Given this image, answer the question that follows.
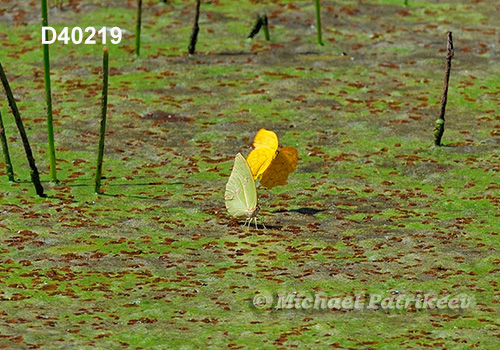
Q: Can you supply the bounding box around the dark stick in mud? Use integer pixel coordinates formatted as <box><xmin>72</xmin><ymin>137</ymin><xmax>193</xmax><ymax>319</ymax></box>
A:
<box><xmin>434</xmin><ymin>31</ymin><xmax>454</xmax><ymax>146</ymax></box>
<box><xmin>248</xmin><ymin>14</ymin><xmax>270</xmax><ymax>41</ymax></box>
<box><xmin>314</xmin><ymin>0</ymin><xmax>324</xmax><ymax>45</ymax></box>
<box><xmin>135</xmin><ymin>0</ymin><xmax>142</xmax><ymax>56</ymax></box>
<box><xmin>188</xmin><ymin>0</ymin><xmax>201</xmax><ymax>54</ymax></box>
<box><xmin>0</xmin><ymin>62</ymin><xmax>46</xmax><ymax>197</ymax></box>
<box><xmin>95</xmin><ymin>47</ymin><xmax>109</xmax><ymax>194</ymax></box>
<box><xmin>41</xmin><ymin>0</ymin><xmax>58</xmax><ymax>183</ymax></box>
<box><xmin>0</xmin><ymin>110</ymin><xmax>15</xmax><ymax>182</ymax></box>
<box><xmin>248</xmin><ymin>15</ymin><xmax>263</xmax><ymax>39</ymax></box>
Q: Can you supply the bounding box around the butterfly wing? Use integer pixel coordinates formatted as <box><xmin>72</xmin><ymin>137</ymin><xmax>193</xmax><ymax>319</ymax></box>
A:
<box><xmin>260</xmin><ymin>147</ymin><xmax>298</xmax><ymax>189</ymax></box>
<box><xmin>225</xmin><ymin>153</ymin><xmax>258</xmax><ymax>218</ymax></box>
<box><xmin>246</xmin><ymin>129</ymin><xmax>279</xmax><ymax>179</ymax></box>
<box><xmin>247</xmin><ymin>147</ymin><xmax>276</xmax><ymax>180</ymax></box>
<box><xmin>253</xmin><ymin>128</ymin><xmax>278</xmax><ymax>150</ymax></box>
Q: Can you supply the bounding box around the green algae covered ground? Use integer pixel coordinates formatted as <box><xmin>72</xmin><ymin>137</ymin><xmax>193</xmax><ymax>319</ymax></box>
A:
<box><xmin>0</xmin><ymin>0</ymin><xmax>499</xmax><ymax>348</ymax></box>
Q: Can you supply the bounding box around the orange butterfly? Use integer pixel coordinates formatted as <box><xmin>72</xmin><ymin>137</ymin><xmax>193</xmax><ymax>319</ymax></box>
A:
<box><xmin>246</xmin><ymin>129</ymin><xmax>298</xmax><ymax>189</ymax></box>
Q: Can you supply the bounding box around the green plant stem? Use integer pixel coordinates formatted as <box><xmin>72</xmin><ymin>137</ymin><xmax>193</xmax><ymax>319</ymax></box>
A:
<box><xmin>188</xmin><ymin>0</ymin><xmax>201</xmax><ymax>54</ymax></box>
<box><xmin>434</xmin><ymin>31</ymin><xmax>454</xmax><ymax>146</ymax></box>
<box><xmin>135</xmin><ymin>0</ymin><xmax>142</xmax><ymax>56</ymax></box>
<box><xmin>0</xmin><ymin>62</ymin><xmax>45</xmax><ymax>197</ymax></box>
<box><xmin>433</xmin><ymin>119</ymin><xmax>444</xmax><ymax>146</ymax></box>
<box><xmin>95</xmin><ymin>46</ymin><xmax>109</xmax><ymax>194</ymax></box>
<box><xmin>0</xmin><ymin>110</ymin><xmax>15</xmax><ymax>182</ymax></box>
<box><xmin>314</xmin><ymin>0</ymin><xmax>324</xmax><ymax>46</ymax></box>
<box><xmin>262</xmin><ymin>15</ymin><xmax>270</xmax><ymax>41</ymax></box>
<box><xmin>41</xmin><ymin>0</ymin><xmax>57</xmax><ymax>183</ymax></box>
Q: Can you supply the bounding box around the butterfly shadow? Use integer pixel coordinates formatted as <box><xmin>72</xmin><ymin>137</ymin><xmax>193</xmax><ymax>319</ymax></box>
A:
<box><xmin>250</xmin><ymin>222</ymin><xmax>282</xmax><ymax>230</ymax></box>
<box><xmin>273</xmin><ymin>207</ymin><xmax>326</xmax><ymax>215</ymax></box>
<box><xmin>229</xmin><ymin>220</ymin><xmax>281</xmax><ymax>230</ymax></box>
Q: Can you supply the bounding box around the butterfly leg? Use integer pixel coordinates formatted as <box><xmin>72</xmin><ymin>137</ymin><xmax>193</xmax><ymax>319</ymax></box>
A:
<box><xmin>243</xmin><ymin>217</ymin><xmax>251</xmax><ymax>228</ymax></box>
<box><xmin>252</xmin><ymin>217</ymin><xmax>265</xmax><ymax>229</ymax></box>
<box><xmin>243</xmin><ymin>217</ymin><xmax>265</xmax><ymax>229</ymax></box>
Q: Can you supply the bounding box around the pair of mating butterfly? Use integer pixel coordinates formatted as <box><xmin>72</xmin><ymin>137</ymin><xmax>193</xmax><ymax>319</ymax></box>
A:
<box><xmin>225</xmin><ymin>128</ymin><xmax>298</xmax><ymax>227</ymax></box>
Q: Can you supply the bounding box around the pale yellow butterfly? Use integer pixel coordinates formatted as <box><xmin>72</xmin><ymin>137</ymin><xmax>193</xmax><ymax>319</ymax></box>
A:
<box><xmin>225</xmin><ymin>153</ymin><xmax>260</xmax><ymax>228</ymax></box>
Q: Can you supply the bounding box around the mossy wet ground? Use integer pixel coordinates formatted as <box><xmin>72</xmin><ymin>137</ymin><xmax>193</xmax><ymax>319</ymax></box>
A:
<box><xmin>0</xmin><ymin>0</ymin><xmax>499</xmax><ymax>348</ymax></box>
